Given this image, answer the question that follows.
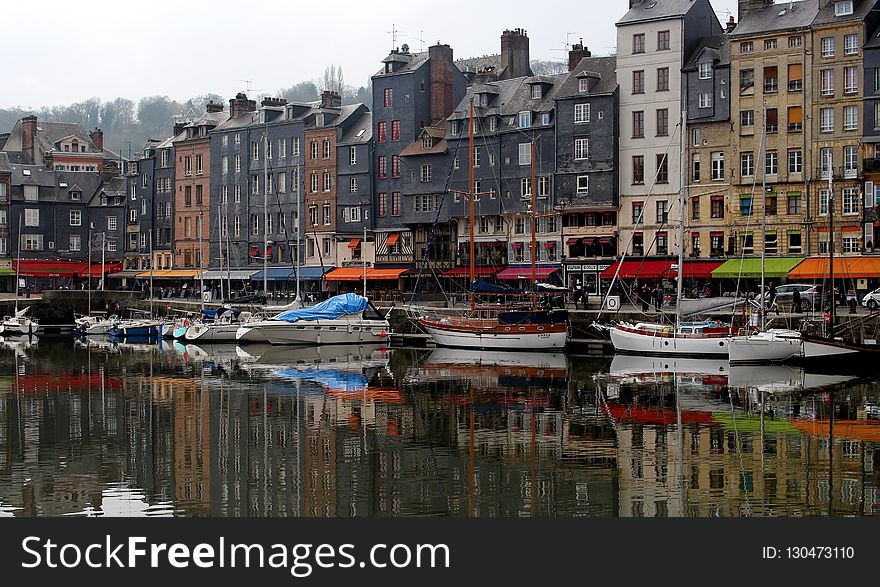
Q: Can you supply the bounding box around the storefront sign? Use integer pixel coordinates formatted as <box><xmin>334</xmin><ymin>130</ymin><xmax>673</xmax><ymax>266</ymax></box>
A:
<box><xmin>566</xmin><ymin>264</ymin><xmax>611</xmax><ymax>273</ymax></box>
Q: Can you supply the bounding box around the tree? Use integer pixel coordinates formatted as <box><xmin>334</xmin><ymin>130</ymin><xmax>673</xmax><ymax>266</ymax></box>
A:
<box><xmin>277</xmin><ymin>81</ymin><xmax>319</xmax><ymax>103</ymax></box>
<box><xmin>321</xmin><ymin>64</ymin><xmax>345</xmax><ymax>93</ymax></box>
<box><xmin>530</xmin><ymin>59</ymin><xmax>568</xmax><ymax>76</ymax></box>
<box><xmin>100</xmin><ymin>97</ymin><xmax>135</xmax><ymax>131</ymax></box>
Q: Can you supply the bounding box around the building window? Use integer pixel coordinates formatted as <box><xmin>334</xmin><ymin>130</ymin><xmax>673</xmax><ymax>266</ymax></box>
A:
<box><xmin>657</xmin><ymin>30</ymin><xmax>670</xmax><ymax>51</ymax></box>
<box><xmin>692</xmin><ymin>128</ymin><xmax>701</xmax><ymax>146</ymax></box>
<box><xmin>765</xmin><ymin>151</ymin><xmax>778</xmax><ymax>176</ymax></box>
<box><xmin>473</xmin><ymin>147</ymin><xmax>481</xmax><ymax>167</ymax></box>
<box><xmin>763</xmin><ymin>66</ymin><xmax>778</xmax><ymax>93</ymax></box>
<box><xmin>391</xmin><ymin>192</ymin><xmax>400</xmax><ymax>216</ymax></box>
<box><xmin>24</xmin><ymin>208</ymin><xmax>39</xmax><ymax>226</ymax></box>
<box><xmin>656</xmin><ymin>232</ymin><xmax>668</xmax><ymax>255</ymax></box>
<box><xmin>349</xmin><ymin>177</ymin><xmax>358</xmax><ymax>193</ymax></box>
<box><xmin>655</xmin><ymin>154</ymin><xmax>668</xmax><ymax>183</ymax></box>
<box><xmin>820</xmin><ymin>147</ymin><xmax>833</xmax><ymax>179</ymax></box>
<box><xmin>632</xmin><ymin>70</ymin><xmax>644</xmax><ymax>94</ymax></box>
<box><xmin>323</xmin><ymin>172</ymin><xmax>332</xmax><ymax>192</ymax></box>
<box><xmin>378</xmin><ymin>193</ymin><xmax>387</xmax><ymax>217</ymax></box>
<box><xmin>764</xmin><ymin>39</ymin><xmax>777</xmax><ymax>50</ymax></box>
<box><xmin>787</xmin><ymin>193</ymin><xmax>802</xmax><ymax>215</ymax></box>
<box><xmin>842</xmin><ymin>236</ymin><xmax>859</xmax><ymax>253</ymax></box>
<box><xmin>788</xmin><ymin>63</ymin><xmax>803</xmax><ymax>91</ymax></box>
<box><xmin>520</xmin><ymin>178</ymin><xmax>531</xmax><ymax>198</ymax></box>
<box><xmin>656</xmin><ymin>200</ymin><xmax>668</xmax><ymax>223</ymax></box>
<box><xmin>632</xmin><ymin>155</ymin><xmax>644</xmax><ymax>184</ymax></box>
<box><xmin>698</xmin><ymin>92</ymin><xmax>711</xmax><ymax>108</ymax></box>
<box><xmin>741</xmin><ymin>152</ymin><xmax>754</xmax><ymax>177</ymax></box>
<box><xmin>740</xmin><ymin>68</ymin><xmax>755</xmax><ymax>91</ymax></box>
<box><xmin>843</xmin><ymin>106</ymin><xmax>858</xmax><ymax>132</ymax></box>
<box><xmin>391</xmin><ymin>155</ymin><xmax>400</xmax><ymax>177</ymax></box>
<box><xmin>633</xmin><ymin>33</ymin><xmax>645</xmax><ymax>54</ymax></box>
<box><xmin>391</xmin><ymin>120</ymin><xmax>400</xmax><ymax>142</ymax></box>
<box><xmin>711</xmin><ymin>152</ymin><xmax>724</xmax><ymax>180</ymax></box>
<box><xmin>844</xmin><ymin>145</ymin><xmax>858</xmax><ymax>178</ymax></box>
<box><xmin>698</xmin><ymin>62</ymin><xmax>711</xmax><ymax>80</ymax></box>
<box><xmin>574</xmin><ymin>137</ymin><xmax>589</xmax><ymax>160</ymax></box>
<box><xmin>843</xmin><ymin>187</ymin><xmax>859</xmax><ymax>214</ymax></box>
<box><xmin>740</xmin><ymin>195</ymin><xmax>754</xmax><ymax>216</ymax></box>
<box><xmin>574</xmin><ymin>103</ymin><xmax>591</xmax><ymax>123</ymax></box>
<box><xmin>691</xmin><ymin>196</ymin><xmax>700</xmax><ymax>220</ymax></box>
<box><xmin>518</xmin><ymin>111</ymin><xmax>532</xmax><ymax>128</ymax></box>
<box><xmin>632</xmin><ymin>110</ymin><xmax>644</xmax><ymax>138</ymax></box>
<box><xmin>107</xmin><ymin>216</ymin><xmax>117</xmax><ymax>231</ymax></box>
<box><xmin>657</xmin><ymin>67</ymin><xmax>670</xmax><ymax>91</ymax></box>
<box><xmin>420</xmin><ymin>164</ymin><xmax>432</xmax><ymax>183</ymax></box>
<box><xmin>819</xmin><ymin>189</ymin><xmax>830</xmax><ymax>215</ymax></box>
<box><xmin>578</xmin><ymin>78</ymin><xmax>590</xmax><ymax>93</ymax></box>
<box><xmin>576</xmin><ymin>176</ymin><xmax>589</xmax><ymax>194</ymax></box>
<box><xmin>844</xmin><ymin>66</ymin><xmax>858</xmax><ymax>94</ymax></box>
<box><xmin>518</xmin><ymin>143</ymin><xmax>531</xmax><ymax>165</ymax></box>
<box><xmin>309</xmin><ymin>173</ymin><xmax>318</xmax><ymax>193</ymax></box>
<box><xmin>711</xmin><ymin>196</ymin><xmax>724</xmax><ymax>219</ymax></box>
<box><xmin>835</xmin><ymin>1</ymin><xmax>854</xmax><ymax>17</ymax></box>
<box><xmin>70</xmin><ymin>234</ymin><xmax>81</xmax><ymax>252</ymax></box>
<box><xmin>234</xmin><ymin>184</ymin><xmax>242</xmax><ymax>202</ymax></box>
<box><xmin>821</xmin><ymin>69</ymin><xmax>835</xmax><ymax>96</ymax></box>
<box><xmin>692</xmin><ymin>154</ymin><xmax>701</xmax><ymax>182</ymax></box>
<box><xmin>821</xmin><ymin>37</ymin><xmax>835</xmax><ymax>58</ymax></box>
<box><xmin>322</xmin><ymin>140</ymin><xmax>331</xmax><ymax>159</ymax></box>
<box><xmin>766</xmin><ymin>108</ymin><xmax>778</xmax><ymax>133</ymax></box>
<box><xmin>377</xmin><ymin>156</ymin><xmax>387</xmax><ymax>179</ymax></box>
<box><xmin>788</xmin><ymin>106</ymin><xmax>803</xmax><ymax>132</ymax></box>
<box><xmin>789</xmin><ymin>35</ymin><xmax>802</xmax><ymax>48</ymax></box>
<box><xmin>632</xmin><ymin>232</ymin><xmax>644</xmax><ymax>256</ymax></box>
<box><xmin>764</xmin><ymin>231</ymin><xmax>778</xmax><ymax>255</ymax></box>
<box><xmin>656</xmin><ymin>109</ymin><xmax>669</xmax><ymax>136</ymax></box>
<box><xmin>531</xmin><ymin>84</ymin><xmax>542</xmax><ymax>99</ymax></box>
<box><xmin>69</xmin><ymin>210</ymin><xmax>81</xmax><ymax>226</ymax></box>
<box><xmin>740</xmin><ymin>41</ymin><xmax>753</xmax><ymax>53</ymax></box>
<box><xmin>820</xmin><ymin>108</ymin><xmax>834</xmax><ymax>132</ymax></box>
<box><xmin>788</xmin><ymin>149</ymin><xmax>803</xmax><ymax>174</ymax></box>
<box><xmin>383</xmin><ymin>88</ymin><xmax>393</xmax><ymax>107</ymax></box>
<box><xmin>766</xmin><ymin>192</ymin><xmax>778</xmax><ymax>215</ymax></box>
<box><xmin>322</xmin><ymin>203</ymin><xmax>331</xmax><ymax>225</ymax></box>
<box><xmin>632</xmin><ymin>202</ymin><xmax>644</xmax><ymax>224</ymax></box>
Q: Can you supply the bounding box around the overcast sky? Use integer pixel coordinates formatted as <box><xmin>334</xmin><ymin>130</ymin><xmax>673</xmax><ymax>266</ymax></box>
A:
<box><xmin>4</xmin><ymin>0</ymin><xmax>741</xmax><ymax>108</ymax></box>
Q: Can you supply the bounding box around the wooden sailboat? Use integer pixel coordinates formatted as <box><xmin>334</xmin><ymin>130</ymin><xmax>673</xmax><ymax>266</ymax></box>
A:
<box><xmin>419</xmin><ymin>98</ymin><xmax>568</xmax><ymax>350</ymax></box>
<box><xmin>607</xmin><ymin>110</ymin><xmax>730</xmax><ymax>356</ymax></box>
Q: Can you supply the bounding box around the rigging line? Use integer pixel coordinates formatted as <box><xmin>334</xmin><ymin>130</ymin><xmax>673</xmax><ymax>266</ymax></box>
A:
<box><xmin>407</xmin><ymin>122</ymin><xmax>470</xmax><ymax>306</ymax></box>
<box><xmin>598</xmin><ymin>117</ymin><xmax>684</xmax><ymax>322</ymax></box>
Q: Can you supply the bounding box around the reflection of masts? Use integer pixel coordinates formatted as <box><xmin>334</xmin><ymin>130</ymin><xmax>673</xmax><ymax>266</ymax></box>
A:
<box><xmin>828</xmin><ymin>389</ymin><xmax>834</xmax><ymax>516</ymax></box>
<box><xmin>530</xmin><ymin>387</ymin><xmax>536</xmax><ymax>517</ymax></box>
<box><xmin>468</xmin><ymin>380</ymin><xmax>475</xmax><ymax>517</ymax></box>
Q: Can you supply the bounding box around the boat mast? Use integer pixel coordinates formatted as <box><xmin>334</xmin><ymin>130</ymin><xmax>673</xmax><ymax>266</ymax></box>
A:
<box><xmin>263</xmin><ymin>131</ymin><xmax>270</xmax><ymax>301</ymax></box>
<box><xmin>827</xmin><ymin>149</ymin><xmax>835</xmax><ymax>333</ymax></box>
<box><xmin>218</xmin><ymin>202</ymin><xmax>224</xmax><ymax>302</ymax></box>
<box><xmin>760</xmin><ymin>101</ymin><xmax>768</xmax><ymax>331</ymax></box>
<box><xmin>199</xmin><ymin>211</ymin><xmax>205</xmax><ymax>312</ymax></box>
<box><xmin>295</xmin><ymin>155</ymin><xmax>302</xmax><ymax>303</ymax></box>
<box><xmin>87</xmin><ymin>223</ymin><xmax>92</xmax><ymax>316</ymax></box>
<box><xmin>225</xmin><ymin>192</ymin><xmax>232</xmax><ymax>302</ymax></box>
<box><xmin>363</xmin><ymin>225</ymin><xmax>367</xmax><ymax>298</ymax></box>
<box><xmin>14</xmin><ymin>212</ymin><xmax>22</xmax><ymax>316</ymax></box>
<box><xmin>149</xmin><ymin>231</ymin><xmax>154</xmax><ymax>316</ymax></box>
<box><xmin>468</xmin><ymin>97</ymin><xmax>476</xmax><ymax>313</ymax></box>
<box><xmin>675</xmin><ymin>110</ymin><xmax>686</xmax><ymax>332</ymax></box>
<box><xmin>530</xmin><ymin>140</ymin><xmax>537</xmax><ymax>309</ymax></box>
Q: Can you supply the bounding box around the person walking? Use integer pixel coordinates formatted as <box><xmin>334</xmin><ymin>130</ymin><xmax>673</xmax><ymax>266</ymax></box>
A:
<box><xmin>652</xmin><ymin>284</ymin><xmax>663</xmax><ymax>312</ymax></box>
<box><xmin>767</xmin><ymin>282</ymin><xmax>780</xmax><ymax>315</ymax></box>
<box><xmin>639</xmin><ymin>283</ymin><xmax>650</xmax><ymax>312</ymax></box>
<box><xmin>791</xmin><ymin>287</ymin><xmax>801</xmax><ymax>313</ymax></box>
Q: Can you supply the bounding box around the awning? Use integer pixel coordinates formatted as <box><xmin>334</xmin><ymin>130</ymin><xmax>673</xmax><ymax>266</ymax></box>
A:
<box><xmin>543</xmin><ymin>242</ymin><xmax>556</xmax><ymax>249</ymax></box>
<box><xmin>13</xmin><ymin>260</ymin><xmax>89</xmax><ymax>278</ymax></box>
<box><xmin>0</xmin><ymin>267</ymin><xmax>16</xmax><ymax>276</ymax></box>
<box><xmin>368</xmin><ymin>268</ymin><xmax>407</xmax><ymax>280</ymax></box>
<box><xmin>442</xmin><ymin>266</ymin><xmax>503</xmax><ymax>278</ymax></box>
<box><xmin>496</xmin><ymin>266</ymin><xmax>560</xmax><ymax>280</ymax></box>
<box><xmin>511</xmin><ymin>243</ymin><xmax>523</xmax><ymax>249</ymax></box>
<box><xmin>598</xmin><ymin>237</ymin><xmax>613</xmax><ymax>245</ymax></box>
<box><xmin>787</xmin><ymin>257</ymin><xmax>880</xmax><ymax>280</ymax></box>
<box><xmin>662</xmin><ymin>260</ymin><xmax>724</xmax><ymax>280</ymax></box>
<box><xmin>324</xmin><ymin>267</ymin><xmax>368</xmax><ymax>281</ymax></box>
<box><xmin>600</xmin><ymin>259</ymin><xmax>672</xmax><ymax>280</ymax></box>
<box><xmin>136</xmin><ymin>269</ymin><xmax>205</xmax><ymax>279</ymax></box>
<box><xmin>386</xmin><ymin>233</ymin><xmax>400</xmax><ymax>246</ymax></box>
<box><xmin>347</xmin><ymin>238</ymin><xmax>361</xmax><ymax>249</ymax></box>
<box><xmin>250</xmin><ymin>266</ymin><xmax>332</xmax><ymax>281</ymax></box>
<box><xmin>79</xmin><ymin>262</ymin><xmax>123</xmax><ymax>278</ymax></box>
<box><xmin>711</xmin><ymin>257</ymin><xmax>804</xmax><ymax>279</ymax></box>
<box><xmin>565</xmin><ymin>238</ymin><xmax>579</xmax><ymax>246</ymax></box>
<box><xmin>583</xmin><ymin>237</ymin><xmax>597</xmax><ymax>245</ymax></box>
<box><xmin>109</xmin><ymin>270</ymin><xmax>141</xmax><ymax>279</ymax></box>
<box><xmin>201</xmin><ymin>269</ymin><xmax>257</xmax><ymax>280</ymax></box>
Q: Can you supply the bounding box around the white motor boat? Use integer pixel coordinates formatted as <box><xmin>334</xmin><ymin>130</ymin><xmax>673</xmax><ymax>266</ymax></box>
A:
<box><xmin>236</xmin><ymin>293</ymin><xmax>390</xmax><ymax>346</ymax></box>
<box><xmin>727</xmin><ymin>329</ymin><xmax>803</xmax><ymax>364</ymax></box>
<box><xmin>74</xmin><ymin>314</ymin><xmax>118</xmax><ymax>336</ymax></box>
<box><xmin>184</xmin><ymin>311</ymin><xmax>253</xmax><ymax>343</ymax></box>
<box><xmin>1</xmin><ymin>307</ymin><xmax>41</xmax><ymax>336</ymax></box>
<box><xmin>607</xmin><ymin>320</ymin><xmax>731</xmax><ymax>357</ymax></box>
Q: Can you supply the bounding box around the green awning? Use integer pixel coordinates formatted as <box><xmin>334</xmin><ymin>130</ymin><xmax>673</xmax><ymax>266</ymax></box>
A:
<box><xmin>711</xmin><ymin>257</ymin><xmax>804</xmax><ymax>279</ymax></box>
<box><xmin>0</xmin><ymin>268</ymin><xmax>15</xmax><ymax>276</ymax></box>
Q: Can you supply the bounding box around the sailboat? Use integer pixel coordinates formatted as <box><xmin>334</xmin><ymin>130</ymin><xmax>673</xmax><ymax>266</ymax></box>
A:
<box><xmin>728</xmin><ymin>102</ymin><xmax>803</xmax><ymax>364</ymax></box>
<box><xmin>606</xmin><ymin>110</ymin><xmax>730</xmax><ymax>356</ymax></box>
<box><xmin>419</xmin><ymin>98</ymin><xmax>569</xmax><ymax>350</ymax></box>
<box><xmin>3</xmin><ymin>214</ymin><xmax>40</xmax><ymax>336</ymax></box>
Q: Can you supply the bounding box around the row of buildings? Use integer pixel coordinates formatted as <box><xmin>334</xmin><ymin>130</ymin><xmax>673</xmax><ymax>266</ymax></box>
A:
<box><xmin>3</xmin><ymin>0</ymin><xmax>880</xmax><ymax>295</ymax></box>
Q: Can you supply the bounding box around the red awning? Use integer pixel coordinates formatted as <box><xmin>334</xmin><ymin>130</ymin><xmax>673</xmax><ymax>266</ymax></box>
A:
<box><xmin>543</xmin><ymin>242</ymin><xmax>556</xmax><ymax>249</ymax></box>
<box><xmin>13</xmin><ymin>260</ymin><xmax>89</xmax><ymax>278</ymax></box>
<box><xmin>442</xmin><ymin>266</ymin><xmax>503</xmax><ymax>278</ymax></box>
<box><xmin>348</xmin><ymin>238</ymin><xmax>361</xmax><ymax>249</ymax></box>
<box><xmin>662</xmin><ymin>260</ymin><xmax>724</xmax><ymax>280</ymax></box>
<box><xmin>600</xmin><ymin>259</ymin><xmax>673</xmax><ymax>280</ymax></box>
<box><xmin>511</xmin><ymin>243</ymin><xmax>523</xmax><ymax>249</ymax></box>
<box><xmin>80</xmin><ymin>262</ymin><xmax>124</xmax><ymax>278</ymax></box>
<box><xmin>386</xmin><ymin>233</ymin><xmax>400</xmax><ymax>246</ymax></box>
<box><xmin>249</xmin><ymin>246</ymin><xmax>259</xmax><ymax>257</ymax></box>
<box><xmin>582</xmin><ymin>237</ymin><xmax>597</xmax><ymax>245</ymax></box>
<box><xmin>565</xmin><ymin>238</ymin><xmax>579</xmax><ymax>246</ymax></box>
<box><xmin>598</xmin><ymin>237</ymin><xmax>612</xmax><ymax>245</ymax></box>
<box><xmin>496</xmin><ymin>266</ymin><xmax>560</xmax><ymax>280</ymax></box>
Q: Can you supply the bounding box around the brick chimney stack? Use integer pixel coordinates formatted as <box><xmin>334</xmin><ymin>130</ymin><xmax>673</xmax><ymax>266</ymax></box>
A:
<box><xmin>173</xmin><ymin>122</ymin><xmax>187</xmax><ymax>137</ymax></box>
<box><xmin>568</xmin><ymin>39</ymin><xmax>592</xmax><ymax>71</ymax></box>
<box><xmin>319</xmin><ymin>91</ymin><xmax>342</xmax><ymax>109</ymax></box>
<box><xmin>726</xmin><ymin>15</ymin><xmax>737</xmax><ymax>33</ymax></box>
<box><xmin>90</xmin><ymin>128</ymin><xmax>104</xmax><ymax>151</ymax></box>
<box><xmin>261</xmin><ymin>97</ymin><xmax>289</xmax><ymax>108</ymax></box>
<box><xmin>429</xmin><ymin>43</ymin><xmax>455</xmax><ymax>124</ymax></box>
<box><xmin>229</xmin><ymin>93</ymin><xmax>257</xmax><ymax>119</ymax></box>
<box><xmin>21</xmin><ymin>115</ymin><xmax>37</xmax><ymax>164</ymax></box>
<box><xmin>500</xmin><ymin>28</ymin><xmax>531</xmax><ymax>79</ymax></box>
<box><xmin>205</xmin><ymin>100</ymin><xmax>224</xmax><ymax>113</ymax></box>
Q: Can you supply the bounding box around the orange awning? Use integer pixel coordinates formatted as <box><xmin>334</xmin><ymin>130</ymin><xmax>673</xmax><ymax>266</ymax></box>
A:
<box><xmin>348</xmin><ymin>238</ymin><xmax>361</xmax><ymax>249</ymax></box>
<box><xmin>367</xmin><ymin>268</ymin><xmax>406</xmax><ymax>280</ymax></box>
<box><xmin>324</xmin><ymin>267</ymin><xmax>367</xmax><ymax>281</ymax></box>
<box><xmin>386</xmin><ymin>233</ymin><xmax>400</xmax><ymax>246</ymax></box>
<box><xmin>787</xmin><ymin>257</ymin><xmax>880</xmax><ymax>280</ymax></box>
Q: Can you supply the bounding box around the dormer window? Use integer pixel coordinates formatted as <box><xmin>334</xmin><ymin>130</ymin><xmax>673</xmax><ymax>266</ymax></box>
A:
<box><xmin>70</xmin><ymin>190</ymin><xmax>80</xmax><ymax>201</ymax></box>
<box><xmin>531</xmin><ymin>84</ymin><xmax>542</xmax><ymax>99</ymax></box>
<box><xmin>699</xmin><ymin>62</ymin><xmax>712</xmax><ymax>80</ymax></box>
<box><xmin>385</xmin><ymin>63</ymin><xmax>392</xmax><ymax>73</ymax></box>
<box><xmin>488</xmin><ymin>117</ymin><xmax>497</xmax><ymax>132</ymax></box>
<box><xmin>518</xmin><ymin>111</ymin><xmax>532</xmax><ymax>128</ymax></box>
<box><xmin>316</xmin><ymin>113</ymin><xmax>324</xmax><ymax>127</ymax></box>
<box><xmin>422</xmin><ymin>135</ymin><xmax>433</xmax><ymax>149</ymax></box>
<box><xmin>449</xmin><ymin>120</ymin><xmax>459</xmax><ymax>136</ymax></box>
<box><xmin>63</xmin><ymin>144</ymin><xmax>70</xmax><ymax>152</ymax></box>
<box><xmin>835</xmin><ymin>1</ymin><xmax>854</xmax><ymax>16</ymax></box>
<box><xmin>578</xmin><ymin>78</ymin><xmax>589</xmax><ymax>93</ymax></box>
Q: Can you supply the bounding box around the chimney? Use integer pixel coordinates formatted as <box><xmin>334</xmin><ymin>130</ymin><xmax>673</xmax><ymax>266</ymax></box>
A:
<box><xmin>500</xmin><ymin>28</ymin><xmax>531</xmax><ymax>79</ymax></box>
<box><xmin>229</xmin><ymin>92</ymin><xmax>257</xmax><ymax>119</ymax></box>
<box><xmin>319</xmin><ymin>91</ymin><xmax>342</xmax><ymax>109</ymax></box>
<box><xmin>173</xmin><ymin>122</ymin><xmax>187</xmax><ymax>137</ymax></box>
<box><xmin>90</xmin><ymin>128</ymin><xmax>104</xmax><ymax>152</ymax></box>
<box><xmin>738</xmin><ymin>0</ymin><xmax>773</xmax><ymax>21</ymax></box>
<box><xmin>568</xmin><ymin>39</ymin><xmax>592</xmax><ymax>71</ymax></box>
<box><xmin>21</xmin><ymin>115</ymin><xmax>37</xmax><ymax>164</ymax></box>
<box><xmin>726</xmin><ymin>15</ymin><xmax>737</xmax><ymax>33</ymax></box>
<box><xmin>429</xmin><ymin>43</ymin><xmax>456</xmax><ymax>124</ymax></box>
<box><xmin>205</xmin><ymin>100</ymin><xmax>224</xmax><ymax>113</ymax></box>
<box><xmin>261</xmin><ymin>97</ymin><xmax>289</xmax><ymax>108</ymax></box>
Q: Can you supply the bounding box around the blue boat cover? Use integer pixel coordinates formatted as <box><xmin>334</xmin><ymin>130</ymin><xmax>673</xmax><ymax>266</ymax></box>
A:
<box><xmin>274</xmin><ymin>368</ymin><xmax>368</xmax><ymax>393</ymax></box>
<box><xmin>273</xmin><ymin>293</ymin><xmax>368</xmax><ymax>322</ymax></box>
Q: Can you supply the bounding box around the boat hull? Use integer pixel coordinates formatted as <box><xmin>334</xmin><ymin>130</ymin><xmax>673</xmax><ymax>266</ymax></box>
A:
<box><xmin>728</xmin><ymin>330</ymin><xmax>803</xmax><ymax>364</ymax></box>
<box><xmin>420</xmin><ymin>320</ymin><xmax>567</xmax><ymax>350</ymax></box>
<box><xmin>184</xmin><ymin>323</ymin><xmax>241</xmax><ymax>343</ymax></box>
<box><xmin>609</xmin><ymin>324</ymin><xmax>728</xmax><ymax>357</ymax></box>
<box><xmin>236</xmin><ymin>319</ymin><xmax>390</xmax><ymax>346</ymax></box>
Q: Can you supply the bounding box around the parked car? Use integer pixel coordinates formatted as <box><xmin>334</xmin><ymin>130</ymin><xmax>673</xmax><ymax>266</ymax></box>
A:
<box><xmin>862</xmin><ymin>287</ymin><xmax>880</xmax><ymax>310</ymax></box>
<box><xmin>766</xmin><ymin>284</ymin><xmax>840</xmax><ymax>312</ymax></box>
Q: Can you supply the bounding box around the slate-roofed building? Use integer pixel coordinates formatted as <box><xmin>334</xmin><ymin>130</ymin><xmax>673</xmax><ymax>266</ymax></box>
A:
<box><xmin>124</xmin><ymin>139</ymin><xmax>163</xmax><ymax>272</ymax></box>
<box><xmin>335</xmin><ymin>109</ymin><xmax>374</xmax><ymax>269</ymax></box>
<box><xmin>152</xmin><ymin>134</ymin><xmax>177</xmax><ymax>270</ymax></box>
<box><xmin>86</xmin><ymin>175</ymin><xmax>127</xmax><ymax>264</ymax></box>
<box><xmin>0</xmin><ymin>153</ymin><xmax>11</xmax><ymax>278</ymax></box>
<box><xmin>555</xmin><ymin>49</ymin><xmax>619</xmax><ymax>292</ymax></box>
<box><xmin>2</xmin><ymin>116</ymin><xmax>106</xmax><ymax>172</ymax></box>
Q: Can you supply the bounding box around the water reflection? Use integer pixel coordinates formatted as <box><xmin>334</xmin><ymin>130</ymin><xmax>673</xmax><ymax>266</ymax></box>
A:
<box><xmin>0</xmin><ymin>337</ymin><xmax>878</xmax><ymax>517</ymax></box>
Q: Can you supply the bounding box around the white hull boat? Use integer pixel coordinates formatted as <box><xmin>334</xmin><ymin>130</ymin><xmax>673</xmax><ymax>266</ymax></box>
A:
<box><xmin>236</xmin><ymin>318</ymin><xmax>390</xmax><ymax>345</ymax></box>
<box><xmin>421</xmin><ymin>321</ymin><xmax>567</xmax><ymax>349</ymax></box>
<box><xmin>1</xmin><ymin>315</ymin><xmax>41</xmax><ymax>336</ymax></box>
<box><xmin>184</xmin><ymin>322</ymin><xmax>243</xmax><ymax>343</ymax></box>
<box><xmin>727</xmin><ymin>329</ymin><xmax>803</xmax><ymax>364</ymax></box>
<box><xmin>608</xmin><ymin>321</ymin><xmax>730</xmax><ymax>357</ymax></box>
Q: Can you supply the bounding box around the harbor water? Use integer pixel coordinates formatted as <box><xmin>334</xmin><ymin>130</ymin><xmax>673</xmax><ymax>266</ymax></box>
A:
<box><xmin>0</xmin><ymin>336</ymin><xmax>879</xmax><ymax>517</ymax></box>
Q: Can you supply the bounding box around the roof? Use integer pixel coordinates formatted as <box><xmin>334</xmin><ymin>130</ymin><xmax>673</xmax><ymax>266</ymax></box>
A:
<box><xmin>0</xmin><ymin>152</ymin><xmax>11</xmax><ymax>174</ymax></box>
<box><xmin>373</xmin><ymin>50</ymin><xmax>429</xmax><ymax>77</ymax></box>
<box><xmin>339</xmin><ymin>110</ymin><xmax>373</xmax><ymax>145</ymax></box>
<box><xmin>399</xmin><ymin>127</ymin><xmax>448</xmax><ymax>157</ymax></box>
<box><xmin>456</xmin><ymin>54</ymin><xmax>502</xmax><ymax>73</ymax></box>
<box><xmin>683</xmin><ymin>35</ymin><xmax>731</xmax><ymax>70</ymax></box>
<box><xmin>555</xmin><ymin>55</ymin><xmax>618</xmax><ymax>98</ymax></box>
<box><xmin>813</xmin><ymin>0</ymin><xmax>875</xmax><ymax>27</ymax></box>
<box><xmin>213</xmin><ymin>110</ymin><xmax>259</xmax><ymax>132</ymax></box>
<box><xmin>731</xmin><ymin>0</ymin><xmax>819</xmax><ymax>37</ymax></box>
<box><xmin>447</xmin><ymin>70</ymin><xmax>568</xmax><ymax>123</ymax></box>
<box><xmin>617</xmin><ymin>0</ymin><xmax>703</xmax><ymax>25</ymax></box>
